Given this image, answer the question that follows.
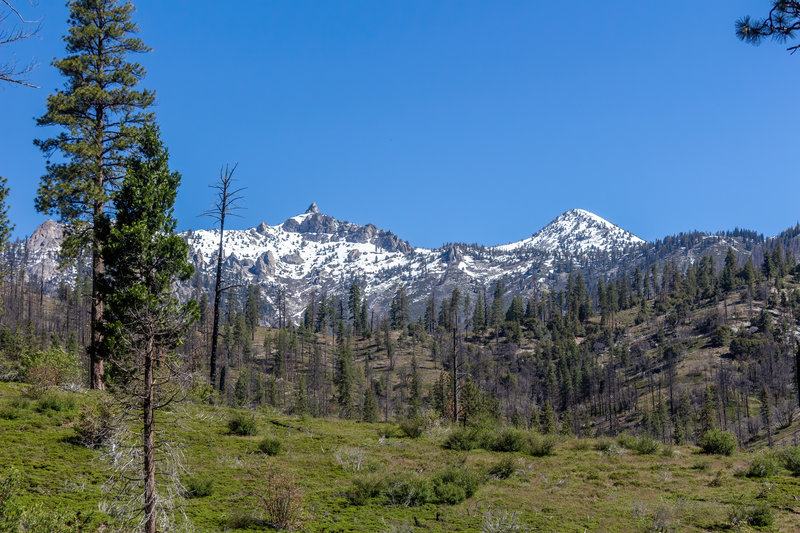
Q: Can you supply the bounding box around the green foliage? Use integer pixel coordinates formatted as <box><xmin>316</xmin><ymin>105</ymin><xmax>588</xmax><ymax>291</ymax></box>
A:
<box><xmin>432</xmin><ymin>465</ymin><xmax>483</xmax><ymax>504</ymax></box>
<box><xmin>617</xmin><ymin>434</ymin><xmax>660</xmax><ymax>455</ymax></box>
<box><xmin>746</xmin><ymin>454</ymin><xmax>779</xmax><ymax>478</ymax></box>
<box><xmin>73</xmin><ymin>400</ymin><xmax>115</xmax><ymax>449</ymax></box>
<box><xmin>345</xmin><ymin>473</ymin><xmax>387</xmax><ymax>505</ymax></box>
<box><xmin>487</xmin><ymin>428</ymin><xmax>528</xmax><ymax>452</ymax></box>
<box><xmin>487</xmin><ymin>457</ymin><xmax>517</xmax><ymax>479</ymax></box>
<box><xmin>227</xmin><ymin>412</ymin><xmax>257</xmax><ymax>436</ymax></box>
<box><xmin>699</xmin><ymin>429</ymin><xmax>736</xmax><ymax>456</ymax></box>
<box><xmin>101</xmin><ymin>125</ymin><xmax>198</xmax><ymax>378</ymax></box>
<box><xmin>258</xmin><ymin>436</ymin><xmax>283</xmax><ymax>456</ymax></box>
<box><xmin>397</xmin><ymin>416</ymin><xmax>425</xmax><ymax>439</ymax></box>
<box><xmin>35</xmin><ymin>390</ymin><xmax>76</xmax><ymax>412</ymax></box>
<box><xmin>384</xmin><ymin>473</ymin><xmax>433</xmax><ymax>506</ymax></box>
<box><xmin>19</xmin><ymin>347</ymin><xmax>81</xmax><ymax>388</ymax></box>
<box><xmin>34</xmin><ymin>0</ymin><xmax>154</xmax><ymax>253</ymax></box>
<box><xmin>527</xmin><ymin>433</ymin><xmax>557</xmax><ymax>457</ymax></box>
<box><xmin>0</xmin><ymin>468</ymin><xmax>90</xmax><ymax>531</ymax></box>
<box><xmin>184</xmin><ymin>476</ymin><xmax>214</xmax><ymax>498</ymax></box>
<box><xmin>443</xmin><ymin>426</ymin><xmax>492</xmax><ymax>451</ymax></box>
<box><xmin>730</xmin><ymin>501</ymin><xmax>774</xmax><ymax>528</ymax></box>
<box><xmin>0</xmin><ymin>177</ymin><xmax>12</xmax><ymax>251</ymax></box>
<box><xmin>779</xmin><ymin>446</ymin><xmax>800</xmax><ymax>475</ymax></box>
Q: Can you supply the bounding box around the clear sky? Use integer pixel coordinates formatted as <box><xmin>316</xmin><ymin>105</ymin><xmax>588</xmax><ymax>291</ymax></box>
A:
<box><xmin>1</xmin><ymin>1</ymin><xmax>798</xmax><ymax>249</ymax></box>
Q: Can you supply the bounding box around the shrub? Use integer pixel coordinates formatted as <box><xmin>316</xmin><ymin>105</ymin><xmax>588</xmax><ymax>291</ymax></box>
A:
<box><xmin>185</xmin><ymin>476</ymin><xmax>214</xmax><ymax>498</ymax></box>
<box><xmin>255</xmin><ymin>467</ymin><xmax>309</xmax><ymax>530</ymax></box>
<box><xmin>487</xmin><ymin>428</ymin><xmax>527</xmax><ymax>452</ymax></box>
<box><xmin>443</xmin><ymin>426</ymin><xmax>491</xmax><ymax>451</ymax></box>
<box><xmin>345</xmin><ymin>473</ymin><xmax>387</xmax><ymax>505</ymax></box>
<box><xmin>20</xmin><ymin>347</ymin><xmax>81</xmax><ymax>388</ymax></box>
<box><xmin>746</xmin><ymin>454</ymin><xmax>779</xmax><ymax>478</ymax></box>
<box><xmin>0</xmin><ymin>407</ymin><xmax>20</xmax><ymax>420</ymax></box>
<box><xmin>398</xmin><ymin>416</ymin><xmax>425</xmax><ymax>439</ymax></box>
<box><xmin>432</xmin><ymin>465</ymin><xmax>483</xmax><ymax>504</ymax></box>
<box><xmin>384</xmin><ymin>473</ymin><xmax>433</xmax><ymax>506</ymax></box>
<box><xmin>699</xmin><ymin>430</ymin><xmax>736</xmax><ymax>456</ymax></box>
<box><xmin>527</xmin><ymin>433</ymin><xmax>556</xmax><ymax>457</ymax></box>
<box><xmin>780</xmin><ymin>446</ymin><xmax>800</xmax><ymax>475</ymax></box>
<box><xmin>481</xmin><ymin>509</ymin><xmax>522</xmax><ymax>533</ymax></box>
<box><xmin>73</xmin><ymin>401</ymin><xmax>115</xmax><ymax>449</ymax></box>
<box><xmin>487</xmin><ymin>457</ymin><xmax>516</xmax><ymax>479</ymax></box>
<box><xmin>35</xmin><ymin>390</ymin><xmax>76</xmax><ymax>412</ymax></box>
<box><xmin>730</xmin><ymin>502</ymin><xmax>773</xmax><ymax>528</ymax></box>
<box><xmin>334</xmin><ymin>446</ymin><xmax>365</xmax><ymax>472</ymax></box>
<box><xmin>258</xmin><ymin>436</ymin><xmax>283</xmax><ymax>456</ymax></box>
<box><xmin>616</xmin><ymin>433</ymin><xmax>638</xmax><ymax>450</ymax></box>
<box><xmin>227</xmin><ymin>412</ymin><xmax>257</xmax><ymax>436</ymax></box>
<box><xmin>631</xmin><ymin>435</ymin><xmax>660</xmax><ymax>455</ymax></box>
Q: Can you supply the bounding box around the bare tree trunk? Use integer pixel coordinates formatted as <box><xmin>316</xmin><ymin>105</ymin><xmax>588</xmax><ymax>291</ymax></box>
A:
<box><xmin>209</xmin><ymin>224</ymin><xmax>224</xmax><ymax>389</ymax></box>
<box><xmin>143</xmin><ymin>335</ymin><xmax>156</xmax><ymax>533</ymax></box>
<box><xmin>90</xmin><ymin>235</ymin><xmax>105</xmax><ymax>390</ymax></box>
<box><xmin>205</xmin><ymin>164</ymin><xmax>242</xmax><ymax>391</ymax></box>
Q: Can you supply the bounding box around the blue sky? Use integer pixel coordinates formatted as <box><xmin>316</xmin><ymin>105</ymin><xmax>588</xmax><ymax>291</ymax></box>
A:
<box><xmin>1</xmin><ymin>1</ymin><xmax>798</xmax><ymax>248</ymax></box>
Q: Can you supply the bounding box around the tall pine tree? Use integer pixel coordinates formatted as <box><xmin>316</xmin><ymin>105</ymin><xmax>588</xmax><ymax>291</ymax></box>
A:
<box><xmin>35</xmin><ymin>0</ymin><xmax>155</xmax><ymax>389</ymax></box>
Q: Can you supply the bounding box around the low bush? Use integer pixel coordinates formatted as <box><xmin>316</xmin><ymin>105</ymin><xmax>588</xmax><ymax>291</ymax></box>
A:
<box><xmin>398</xmin><ymin>416</ymin><xmax>425</xmax><ymax>439</ymax></box>
<box><xmin>527</xmin><ymin>433</ymin><xmax>556</xmax><ymax>457</ymax></box>
<box><xmin>258</xmin><ymin>436</ymin><xmax>282</xmax><ymax>456</ymax></box>
<box><xmin>699</xmin><ymin>430</ymin><xmax>736</xmax><ymax>456</ymax></box>
<box><xmin>255</xmin><ymin>467</ymin><xmax>309</xmax><ymax>530</ymax></box>
<box><xmin>730</xmin><ymin>502</ymin><xmax>774</xmax><ymax>528</ymax></box>
<box><xmin>443</xmin><ymin>426</ymin><xmax>491</xmax><ymax>451</ymax></box>
<box><xmin>487</xmin><ymin>428</ymin><xmax>527</xmax><ymax>452</ymax></box>
<box><xmin>384</xmin><ymin>473</ymin><xmax>433</xmax><ymax>506</ymax></box>
<box><xmin>432</xmin><ymin>465</ymin><xmax>483</xmax><ymax>504</ymax></box>
<box><xmin>35</xmin><ymin>390</ymin><xmax>76</xmax><ymax>412</ymax></box>
<box><xmin>487</xmin><ymin>457</ymin><xmax>517</xmax><ymax>479</ymax></box>
<box><xmin>73</xmin><ymin>401</ymin><xmax>115</xmax><ymax>449</ymax></box>
<box><xmin>0</xmin><ymin>407</ymin><xmax>20</xmax><ymax>420</ymax></box>
<box><xmin>185</xmin><ymin>476</ymin><xmax>214</xmax><ymax>498</ymax></box>
<box><xmin>778</xmin><ymin>446</ymin><xmax>800</xmax><ymax>475</ymax></box>
<box><xmin>631</xmin><ymin>435</ymin><xmax>660</xmax><ymax>455</ymax></box>
<box><xmin>746</xmin><ymin>454</ymin><xmax>779</xmax><ymax>478</ymax></box>
<box><xmin>345</xmin><ymin>473</ymin><xmax>387</xmax><ymax>505</ymax></box>
<box><xmin>227</xmin><ymin>412</ymin><xmax>257</xmax><ymax>436</ymax></box>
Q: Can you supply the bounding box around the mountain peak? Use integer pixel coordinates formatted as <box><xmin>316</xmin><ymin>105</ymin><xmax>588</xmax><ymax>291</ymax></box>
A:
<box><xmin>494</xmin><ymin>208</ymin><xmax>644</xmax><ymax>254</ymax></box>
<box><xmin>305</xmin><ymin>202</ymin><xmax>319</xmax><ymax>215</ymax></box>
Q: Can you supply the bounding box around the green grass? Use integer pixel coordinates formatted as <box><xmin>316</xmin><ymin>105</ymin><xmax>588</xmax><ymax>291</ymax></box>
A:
<box><xmin>1</xmin><ymin>381</ymin><xmax>799</xmax><ymax>532</ymax></box>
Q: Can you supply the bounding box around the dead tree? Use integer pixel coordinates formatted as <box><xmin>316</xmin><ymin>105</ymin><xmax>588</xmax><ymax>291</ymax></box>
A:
<box><xmin>202</xmin><ymin>164</ymin><xmax>245</xmax><ymax>391</ymax></box>
<box><xmin>0</xmin><ymin>0</ymin><xmax>40</xmax><ymax>87</ymax></box>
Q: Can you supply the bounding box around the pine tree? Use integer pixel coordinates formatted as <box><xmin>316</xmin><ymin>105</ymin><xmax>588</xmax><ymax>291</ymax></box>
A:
<box><xmin>362</xmin><ymin>387</ymin><xmax>378</xmax><ymax>422</ymax></box>
<box><xmin>408</xmin><ymin>353</ymin><xmax>421</xmax><ymax>417</ymax></box>
<box><xmin>0</xmin><ymin>176</ymin><xmax>12</xmax><ymax>251</ymax></box>
<box><xmin>490</xmin><ymin>280</ymin><xmax>504</xmax><ymax>328</ymax></box>
<box><xmin>334</xmin><ymin>342</ymin><xmax>355</xmax><ymax>419</ymax></box>
<box><xmin>100</xmin><ymin>125</ymin><xmax>197</xmax><ymax>533</ymax></box>
<box><xmin>35</xmin><ymin>0</ymin><xmax>155</xmax><ymax>390</ymax></box>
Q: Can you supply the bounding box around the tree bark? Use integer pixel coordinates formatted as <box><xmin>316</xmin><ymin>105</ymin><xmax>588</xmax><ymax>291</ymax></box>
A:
<box><xmin>143</xmin><ymin>335</ymin><xmax>156</xmax><ymax>533</ymax></box>
<box><xmin>90</xmin><ymin>213</ymin><xmax>105</xmax><ymax>390</ymax></box>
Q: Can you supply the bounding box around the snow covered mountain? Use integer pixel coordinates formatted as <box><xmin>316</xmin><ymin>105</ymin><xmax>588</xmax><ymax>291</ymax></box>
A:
<box><xmin>495</xmin><ymin>209</ymin><xmax>644</xmax><ymax>254</ymax></box>
<box><xmin>9</xmin><ymin>206</ymin><xmax>656</xmax><ymax>323</ymax></box>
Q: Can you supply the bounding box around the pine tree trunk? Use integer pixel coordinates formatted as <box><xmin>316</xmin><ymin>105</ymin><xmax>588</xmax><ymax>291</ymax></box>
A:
<box><xmin>90</xmin><ymin>224</ymin><xmax>105</xmax><ymax>390</ymax></box>
<box><xmin>143</xmin><ymin>336</ymin><xmax>157</xmax><ymax>533</ymax></box>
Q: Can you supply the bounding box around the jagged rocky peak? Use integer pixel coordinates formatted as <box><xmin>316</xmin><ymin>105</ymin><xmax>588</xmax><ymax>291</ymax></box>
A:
<box><xmin>28</xmin><ymin>219</ymin><xmax>63</xmax><ymax>251</ymax></box>
<box><xmin>305</xmin><ymin>202</ymin><xmax>319</xmax><ymax>214</ymax></box>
